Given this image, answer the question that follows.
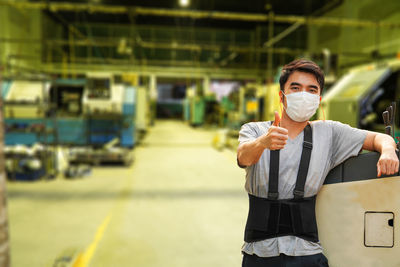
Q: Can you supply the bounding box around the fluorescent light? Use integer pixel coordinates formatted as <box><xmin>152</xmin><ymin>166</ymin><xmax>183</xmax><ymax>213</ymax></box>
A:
<box><xmin>179</xmin><ymin>0</ymin><xmax>190</xmax><ymax>7</ymax></box>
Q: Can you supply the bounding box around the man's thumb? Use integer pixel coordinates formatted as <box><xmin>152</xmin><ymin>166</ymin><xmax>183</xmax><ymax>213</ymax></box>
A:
<box><xmin>273</xmin><ymin>111</ymin><xmax>281</xmax><ymax>126</ymax></box>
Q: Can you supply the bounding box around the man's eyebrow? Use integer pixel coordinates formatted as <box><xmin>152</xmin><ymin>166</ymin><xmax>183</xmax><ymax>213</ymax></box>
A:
<box><xmin>289</xmin><ymin>82</ymin><xmax>301</xmax><ymax>87</ymax></box>
<box><xmin>290</xmin><ymin>82</ymin><xmax>319</xmax><ymax>89</ymax></box>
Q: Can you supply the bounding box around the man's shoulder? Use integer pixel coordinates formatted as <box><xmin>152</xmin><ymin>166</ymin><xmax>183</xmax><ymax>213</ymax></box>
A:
<box><xmin>243</xmin><ymin>121</ymin><xmax>271</xmax><ymax>130</ymax></box>
<box><xmin>311</xmin><ymin>120</ymin><xmax>364</xmax><ymax>138</ymax></box>
<box><xmin>310</xmin><ymin>120</ymin><xmax>340</xmax><ymax>129</ymax></box>
<box><xmin>240</xmin><ymin>121</ymin><xmax>271</xmax><ymax>135</ymax></box>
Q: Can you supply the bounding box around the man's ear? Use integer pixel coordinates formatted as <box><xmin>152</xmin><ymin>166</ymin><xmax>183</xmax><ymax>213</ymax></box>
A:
<box><xmin>279</xmin><ymin>90</ymin><xmax>283</xmax><ymax>103</ymax></box>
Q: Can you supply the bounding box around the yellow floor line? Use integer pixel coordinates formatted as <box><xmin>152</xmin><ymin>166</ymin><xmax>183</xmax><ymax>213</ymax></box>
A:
<box><xmin>73</xmin><ymin>214</ymin><xmax>112</xmax><ymax>267</ymax></box>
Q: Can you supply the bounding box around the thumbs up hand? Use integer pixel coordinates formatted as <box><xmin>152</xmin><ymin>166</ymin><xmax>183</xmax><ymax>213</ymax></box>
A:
<box><xmin>259</xmin><ymin>111</ymin><xmax>288</xmax><ymax>150</ymax></box>
<box><xmin>273</xmin><ymin>111</ymin><xmax>281</xmax><ymax>127</ymax></box>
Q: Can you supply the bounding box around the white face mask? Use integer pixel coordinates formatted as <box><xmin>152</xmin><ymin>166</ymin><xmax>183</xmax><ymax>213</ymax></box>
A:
<box><xmin>283</xmin><ymin>91</ymin><xmax>320</xmax><ymax>122</ymax></box>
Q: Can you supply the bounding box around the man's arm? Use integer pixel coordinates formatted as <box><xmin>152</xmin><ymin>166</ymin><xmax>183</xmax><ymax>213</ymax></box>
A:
<box><xmin>237</xmin><ymin>112</ymin><xmax>288</xmax><ymax>167</ymax></box>
<box><xmin>362</xmin><ymin>131</ymin><xmax>399</xmax><ymax>177</ymax></box>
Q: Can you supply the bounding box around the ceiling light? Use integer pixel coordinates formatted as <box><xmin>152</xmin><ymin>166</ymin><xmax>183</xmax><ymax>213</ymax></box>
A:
<box><xmin>179</xmin><ymin>0</ymin><xmax>190</xmax><ymax>7</ymax></box>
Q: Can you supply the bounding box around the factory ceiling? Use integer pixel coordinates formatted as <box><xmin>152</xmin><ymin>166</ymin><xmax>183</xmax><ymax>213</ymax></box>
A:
<box><xmin>37</xmin><ymin>0</ymin><xmax>338</xmax><ymax>29</ymax></box>
<box><xmin>2</xmin><ymin>0</ymin><xmax>351</xmax><ymax>79</ymax></box>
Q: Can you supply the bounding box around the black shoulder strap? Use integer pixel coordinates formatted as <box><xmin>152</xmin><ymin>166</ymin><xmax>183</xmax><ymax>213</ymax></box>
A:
<box><xmin>268</xmin><ymin>124</ymin><xmax>313</xmax><ymax>200</ymax></box>
<box><xmin>268</xmin><ymin>150</ymin><xmax>280</xmax><ymax>200</ymax></box>
<box><xmin>293</xmin><ymin>124</ymin><xmax>313</xmax><ymax>199</ymax></box>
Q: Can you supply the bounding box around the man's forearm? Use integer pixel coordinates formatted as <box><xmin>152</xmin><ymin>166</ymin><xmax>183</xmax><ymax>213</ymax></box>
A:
<box><xmin>373</xmin><ymin>133</ymin><xmax>396</xmax><ymax>153</ymax></box>
<box><xmin>237</xmin><ymin>137</ymin><xmax>266</xmax><ymax>167</ymax></box>
<box><xmin>364</xmin><ymin>131</ymin><xmax>399</xmax><ymax>176</ymax></box>
<box><xmin>237</xmin><ymin>121</ymin><xmax>289</xmax><ymax>167</ymax></box>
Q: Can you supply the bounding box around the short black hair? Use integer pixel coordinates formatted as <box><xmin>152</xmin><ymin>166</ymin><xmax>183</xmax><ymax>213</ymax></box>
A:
<box><xmin>279</xmin><ymin>59</ymin><xmax>325</xmax><ymax>93</ymax></box>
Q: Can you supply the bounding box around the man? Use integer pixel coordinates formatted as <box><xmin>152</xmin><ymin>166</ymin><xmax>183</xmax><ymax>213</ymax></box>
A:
<box><xmin>237</xmin><ymin>59</ymin><xmax>399</xmax><ymax>267</ymax></box>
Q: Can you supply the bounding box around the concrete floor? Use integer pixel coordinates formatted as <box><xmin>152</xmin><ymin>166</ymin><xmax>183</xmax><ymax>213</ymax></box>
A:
<box><xmin>7</xmin><ymin>120</ymin><xmax>248</xmax><ymax>267</ymax></box>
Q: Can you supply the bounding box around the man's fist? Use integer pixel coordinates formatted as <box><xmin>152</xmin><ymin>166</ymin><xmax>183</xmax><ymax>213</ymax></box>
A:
<box><xmin>377</xmin><ymin>148</ymin><xmax>399</xmax><ymax>177</ymax></box>
<box><xmin>259</xmin><ymin>111</ymin><xmax>288</xmax><ymax>150</ymax></box>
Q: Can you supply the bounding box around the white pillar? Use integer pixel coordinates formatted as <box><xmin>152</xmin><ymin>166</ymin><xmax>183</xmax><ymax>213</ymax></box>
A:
<box><xmin>150</xmin><ymin>74</ymin><xmax>157</xmax><ymax>100</ymax></box>
<box><xmin>203</xmin><ymin>75</ymin><xmax>211</xmax><ymax>96</ymax></box>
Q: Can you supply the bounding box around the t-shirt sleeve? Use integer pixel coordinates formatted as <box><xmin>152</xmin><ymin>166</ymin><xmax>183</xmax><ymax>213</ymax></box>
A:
<box><xmin>238</xmin><ymin>123</ymin><xmax>258</xmax><ymax>145</ymax></box>
<box><xmin>237</xmin><ymin>123</ymin><xmax>259</xmax><ymax>168</ymax></box>
<box><xmin>330</xmin><ymin>121</ymin><xmax>368</xmax><ymax>168</ymax></box>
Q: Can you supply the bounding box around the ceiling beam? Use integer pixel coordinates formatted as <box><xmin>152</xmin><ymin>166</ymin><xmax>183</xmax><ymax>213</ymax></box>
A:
<box><xmin>1</xmin><ymin>1</ymin><xmax>400</xmax><ymax>28</ymax></box>
<box><xmin>7</xmin><ymin>60</ymin><xmax>264</xmax><ymax>80</ymax></box>
<box><xmin>0</xmin><ymin>37</ymin><xmax>304</xmax><ymax>55</ymax></box>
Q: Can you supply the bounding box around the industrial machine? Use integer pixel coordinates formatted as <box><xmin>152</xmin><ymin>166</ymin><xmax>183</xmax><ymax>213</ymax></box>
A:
<box><xmin>3</xmin><ymin>79</ymin><xmax>51</xmax><ymax>146</ymax></box>
<box><xmin>185</xmin><ymin>84</ymin><xmax>205</xmax><ymax>126</ymax></box>
<box><xmin>319</xmin><ymin>105</ymin><xmax>400</xmax><ymax>266</ymax></box>
<box><xmin>156</xmin><ymin>83</ymin><xmax>185</xmax><ymax>119</ymax></box>
<box><xmin>83</xmin><ymin>72</ymin><xmax>124</xmax><ymax>115</ymax></box>
<box><xmin>69</xmin><ymin>138</ymin><xmax>133</xmax><ymax>166</ymax></box>
<box><xmin>81</xmin><ymin>75</ymin><xmax>136</xmax><ymax>164</ymax></box>
<box><xmin>212</xmin><ymin>82</ymin><xmax>281</xmax><ymax>151</ymax></box>
<box><xmin>238</xmin><ymin>83</ymin><xmax>263</xmax><ymax>123</ymax></box>
<box><xmin>319</xmin><ymin>59</ymin><xmax>400</xmax><ymax>137</ymax></box>
<box><xmin>186</xmin><ymin>81</ymin><xmax>236</xmax><ymax>127</ymax></box>
<box><xmin>4</xmin><ymin>144</ymin><xmax>61</xmax><ymax>181</ymax></box>
<box><xmin>236</xmin><ymin>82</ymin><xmax>281</xmax><ymax>124</ymax></box>
<box><xmin>48</xmin><ymin>78</ymin><xmax>87</xmax><ymax>146</ymax></box>
<box><xmin>4</xmin><ymin>76</ymin><xmax>136</xmax><ymax>169</ymax></box>
<box><xmin>183</xmin><ymin>97</ymin><xmax>191</xmax><ymax>123</ymax></box>
<box><xmin>4</xmin><ymin>79</ymin><xmax>48</xmax><ymax>119</ymax></box>
<box><xmin>320</xmin><ymin>151</ymin><xmax>400</xmax><ymax>266</ymax></box>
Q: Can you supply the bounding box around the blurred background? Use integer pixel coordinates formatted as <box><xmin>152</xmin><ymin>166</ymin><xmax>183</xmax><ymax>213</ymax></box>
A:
<box><xmin>0</xmin><ymin>0</ymin><xmax>400</xmax><ymax>266</ymax></box>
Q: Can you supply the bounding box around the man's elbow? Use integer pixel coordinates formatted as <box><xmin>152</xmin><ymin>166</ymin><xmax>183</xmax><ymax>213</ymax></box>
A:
<box><xmin>237</xmin><ymin>150</ymin><xmax>253</xmax><ymax>167</ymax></box>
<box><xmin>370</xmin><ymin>132</ymin><xmax>396</xmax><ymax>152</ymax></box>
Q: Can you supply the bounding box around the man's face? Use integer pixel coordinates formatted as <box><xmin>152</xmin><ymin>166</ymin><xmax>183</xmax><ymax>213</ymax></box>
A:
<box><xmin>280</xmin><ymin>71</ymin><xmax>321</xmax><ymax>107</ymax></box>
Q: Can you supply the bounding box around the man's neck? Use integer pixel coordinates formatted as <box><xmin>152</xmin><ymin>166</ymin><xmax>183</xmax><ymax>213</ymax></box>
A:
<box><xmin>280</xmin><ymin>111</ymin><xmax>308</xmax><ymax>139</ymax></box>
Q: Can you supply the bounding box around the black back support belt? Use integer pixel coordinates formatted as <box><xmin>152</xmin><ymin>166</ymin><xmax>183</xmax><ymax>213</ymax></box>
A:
<box><xmin>245</xmin><ymin>194</ymin><xmax>318</xmax><ymax>242</ymax></box>
<box><xmin>244</xmin><ymin>124</ymin><xmax>319</xmax><ymax>243</ymax></box>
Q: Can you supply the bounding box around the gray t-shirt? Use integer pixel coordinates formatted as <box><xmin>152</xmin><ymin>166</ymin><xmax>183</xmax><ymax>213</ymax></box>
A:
<box><xmin>238</xmin><ymin>120</ymin><xmax>368</xmax><ymax>257</ymax></box>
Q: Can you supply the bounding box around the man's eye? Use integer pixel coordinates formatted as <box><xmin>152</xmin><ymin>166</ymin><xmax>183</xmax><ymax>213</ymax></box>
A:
<box><xmin>291</xmin><ymin>87</ymin><xmax>299</xmax><ymax>90</ymax></box>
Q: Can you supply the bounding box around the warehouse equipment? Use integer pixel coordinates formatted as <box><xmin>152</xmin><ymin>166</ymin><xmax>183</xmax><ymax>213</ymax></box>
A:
<box><xmin>238</xmin><ymin>83</ymin><xmax>262</xmax><ymax>123</ymax></box>
<box><xmin>219</xmin><ymin>94</ymin><xmax>237</xmax><ymax>127</ymax></box>
<box><xmin>156</xmin><ymin>83</ymin><xmax>185</xmax><ymax>119</ymax></box>
<box><xmin>4</xmin><ymin>79</ymin><xmax>53</xmax><ymax>146</ymax></box>
<box><xmin>237</xmin><ymin>82</ymin><xmax>280</xmax><ymax>124</ymax></box>
<box><xmin>49</xmin><ymin>78</ymin><xmax>86</xmax><ymax>146</ymax></box>
<box><xmin>69</xmin><ymin>138</ymin><xmax>133</xmax><ymax>166</ymax></box>
<box><xmin>319</xmin><ymin>59</ymin><xmax>400</xmax><ymax>137</ymax></box>
<box><xmin>83</xmin><ymin>72</ymin><xmax>124</xmax><ymax>115</ymax></box>
<box><xmin>320</xmin><ymin>150</ymin><xmax>400</xmax><ymax>266</ymax></box>
<box><xmin>318</xmin><ymin>106</ymin><xmax>400</xmax><ymax>266</ymax></box>
<box><xmin>4</xmin><ymin>80</ymin><xmax>48</xmax><ymax>119</ymax></box>
<box><xmin>212</xmin><ymin>82</ymin><xmax>280</xmax><ymax>151</ymax></box>
<box><xmin>183</xmin><ymin>97</ymin><xmax>191</xmax><ymax>122</ymax></box>
<box><xmin>49</xmin><ymin>78</ymin><xmax>85</xmax><ymax>117</ymax></box>
<box><xmin>4</xmin><ymin>144</ymin><xmax>58</xmax><ymax>181</ymax></box>
<box><xmin>185</xmin><ymin>84</ymin><xmax>205</xmax><ymax>126</ymax></box>
<box><xmin>185</xmin><ymin>81</ymin><xmax>227</xmax><ymax>127</ymax></box>
<box><xmin>82</xmin><ymin>75</ymin><xmax>137</xmax><ymax>148</ymax></box>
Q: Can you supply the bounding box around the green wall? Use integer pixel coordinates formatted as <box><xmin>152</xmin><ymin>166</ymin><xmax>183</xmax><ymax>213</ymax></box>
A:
<box><xmin>0</xmin><ymin>6</ymin><xmax>42</xmax><ymax>76</ymax></box>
